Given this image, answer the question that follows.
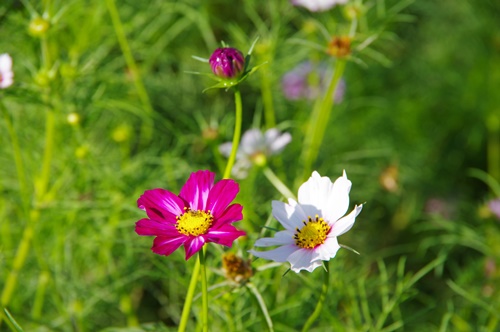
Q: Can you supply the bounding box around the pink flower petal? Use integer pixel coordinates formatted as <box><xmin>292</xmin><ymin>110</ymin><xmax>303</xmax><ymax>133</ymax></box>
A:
<box><xmin>206</xmin><ymin>224</ymin><xmax>246</xmax><ymax>246</ymax></box>
<box><xmin>179</xmin><ymin>170</ymin><xmax>215</xmax><ymax>211</ymax></box>
<box><xmin>138</xmin><ymin>189</ymin><xmax>185</xmax><ymax>222</ymax></box>
<box><xmin>135</xmin><ymin>218</ymin><xmax>178</xmax><ymax>236</ymax></box>
<box><xmin>213</xmin><ymin>204</ymin><xmax>243</xmax><ymax>226</ymax></box>
<box><xmin>207</xmin><ymin>178</ymin><xmax>239</xmax><ymax>218</ymax></box>
<box><xmin>249</xmin><ymin>244</ymin><xmax>297</xmax><ymax>262</ymax></box>
<box><xmin>152</xmin><ymin>235</ymin><xmax>186</xmax><ymax>256</ymax></box>
<box><xmin>184</xmin><ymin>236</ymin><xmax>206</xmax><ymax>260</ymax></box>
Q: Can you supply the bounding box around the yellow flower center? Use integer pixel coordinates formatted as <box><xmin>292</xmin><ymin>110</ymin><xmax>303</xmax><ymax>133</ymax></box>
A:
<box><xmin>294</xmin><ymin>215</ymin><xmax>331</xmax><ymax>249</ymax></box>
<box><xmin>175</xmin><ymin>207</ymin><xmax>214</xmax><ymax>236</ymax></box>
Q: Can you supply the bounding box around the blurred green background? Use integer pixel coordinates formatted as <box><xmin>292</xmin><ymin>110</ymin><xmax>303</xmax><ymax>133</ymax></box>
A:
<box><xmin>0</xmin><ymin>0</ymin><xmax>499</xmax><ymax>330</ymax></box>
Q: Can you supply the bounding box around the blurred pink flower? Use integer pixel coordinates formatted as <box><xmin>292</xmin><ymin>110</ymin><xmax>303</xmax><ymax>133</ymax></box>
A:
<box><xmin>0</xmin><ymin>54</ymin><xmax>13</xmax><ymax>89</ymax></box>
<box><xmin>249</xmin><ymin>171</ymin><xmax>363</xmax><ymax>273</ymax></box>
<box><xmin>291</xmin><ymin>0</ymin><xmax>348</xmax><ymax>12</ymax></box>
<box><xmin>135</xmin><ymin>170</ymin><xmax>246</xmax><ymax>260</ymax></box>
<box><xmin>282</xmin><ymin>61</ymin><xmax>345</xmax><ymax>103</ymax></box>
<box><xmin>488</xmin><ymin>198</ymin><xmax>500</xmax><ymax>220</ymax></box>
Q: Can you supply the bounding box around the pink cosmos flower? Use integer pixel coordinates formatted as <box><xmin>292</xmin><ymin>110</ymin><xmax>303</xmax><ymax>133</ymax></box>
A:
<box><xmin>135</xmin><ymin>170</ymin><xmax>246</xmax><ymax>260</ymax></box>
<box><xmin>249</xmin><ymin>171</ymin><xmax>362</xmax><ymax>273</ymax></box>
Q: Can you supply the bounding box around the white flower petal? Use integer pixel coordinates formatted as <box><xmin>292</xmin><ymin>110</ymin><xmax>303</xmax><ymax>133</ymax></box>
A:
<box><xmin>254</xmin><ymin>230</ymin><xmax>295</xmax><ymax>247</ymax></box>
<box><xmin>240</xmin><ymin>128</ymin><xmax>264</xmax><ymax>155</ymax></box>
<box><xmin>231</xmin><ymin>158</ymin><xmax>252</xmax><ymax>179</ymax></box>
<box><xmin>218</xmin><ymin>142</ymin><xmax>233</xmax><ymax>157</ymax></box>
<box><xmin>329</xmin><ymin>204</ymin><xmax>363</xmax><ymax>237</ymax></box>
<box><xmin>272</xmin><ymin>200</ymin><xmax>297</xmax><ymax>231</ymax></box>
<box><xmin>264</xmin><ymin>128</ymin><xmax>280</xmax><ymax>142</ymax></box>
<box><xmin>291</xmin><ymin>0</ymin><xmax>347</xmax><ymax>12</ymax></box>
<box><xmin>0</xmin><ymin>54</ymin><xmax>12</xmax><ymax>72</ymax></box>
<box><xmin>249</xmin><ymin>244</ymin><xmax>297</xmax><ymax>263</ymax></box>
<box><xmin>315</xmin><ymin>236</ymin><xmax>340</xmax><ymax>261</ymax></box>
<box><xmin>268</xmin><ymin>132</ymin><xmax>292</xmax><ymax>155</ymax></box>
<box><xmin>298</xmin><ymin>171</ymin><xmax>333</xmax><ymax>214</ymax></box>
<box><xmin>323</xmin><ymin>170</ymin><xmax>352</xmax><ymax>222</ymax></box>
<box><xmin>287</xmin><ymin>248</ymin><xmax>323</xmax><ymax>272</ymax></box>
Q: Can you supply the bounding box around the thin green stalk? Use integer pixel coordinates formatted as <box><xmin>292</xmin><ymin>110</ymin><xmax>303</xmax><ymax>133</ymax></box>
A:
<box><xmin>262</xmin><ymin>167</ymin><xmax>296</xmax><ymax>200</ymax></box>
<box><xmin>301</xmin><ymin>261</ymin><xmax>330</xmax><ymax>332</ymax></box>
<box><xmin>1</xmin><ymin>210</ymin><xmax>40</xmax><ymax>308</ymax></box>
<box><xmin>35</xmin><ymin>109</ymin><xmax>55</xmax><ymax>202</ymax></box>
<box><xmin>1</xmin><ymin>102</ymin><xmax>29</xmax><ymax>211</ymax></box>
<box><xmin>223</xmin><ymin>87</ymin><xmax>243</xmax><ymax>179</ymax></box>
<box><xmin>487</xmin><ymin>113</ymin><xmax>499</xmax><ymax>181</ymax></box>
<box><xmin>105</xmin><ymin>0</ymin><xmax>154</xmax><ymax>144</ymax></box>
<box><xmin>246</xmin><ymin>282</ymin><xmax>274</xmax><ymax>332</ymax></box>
<box><xmin>301</xmin><ymin>60</ymin><xmax>346</xmax><ymax>181</ymax></box>
<box><xmin>260</xmin><ymin>67</ymin><xmax>276</xmax><ymax>129</ymax></box>
<box><xmin>178</xmin><ymin>258</ymin><xmax>201</xmax><ymax>332</ymax></box>
<box><xmin>199</xmin><ymin>248</ymin><xmax>208</xmax><ymax>332</ymax></box>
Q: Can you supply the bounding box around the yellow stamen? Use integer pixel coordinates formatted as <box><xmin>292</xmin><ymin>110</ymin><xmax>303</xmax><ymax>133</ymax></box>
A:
<box><xmin>175</xmin><ymin>207</ymin><xmax>213</xmax><ymax>236</ymax></box>
<box><xmin>294</xmin><ymin>215</ymin><xmax>331</xmax><ymax>249</ymax></box>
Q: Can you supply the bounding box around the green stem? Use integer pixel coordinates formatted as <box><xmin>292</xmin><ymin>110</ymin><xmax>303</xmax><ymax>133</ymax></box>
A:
<box><xmin>105</xmin><ymin>0</ymin><xmax>155</xmax><ymax>144</ymax></box>
<box><xmin>301</xmin><ymin>60</ymin><xmax>346</xmax><ymax>181</ymax></box>
<box><xmin>36</xmin><ymin>109</ymin><xmax>55</xmax><ymax>202</ymax></box>
<box><xmin>260</xmin><ymin>67</ymin><xmax>276</xmax><ymax>129</ymax></box>
<box><xmin>246</xmin><ymin>282</ymin><xmax>274</xmax><ymax>332</ymax></box>
<box><xmin>178</xmin><ymin>258</ymin><xmax>201</xmax><ymax>332</ymax></box>
<box><xmin>199</xmin><ymin>248</ymin><xmax>208</xmax><ymax>332</ymax></box>
<box><xmin>223</xmin><ymin>86</ymin><xmax>243</xmax><ymax>179</ymax></box>
<box><xmin>262</xmin><ymin>167</ymin><xmax>296</xmax><ymax>200</ymax></box>
<box><xmin>301</xmin><ymin>260</ymin><xmax>330</xmax><ymax>332</ymax></box>
<box><xmin>487</xmin><ymin>113</ymin><xmax>500</xmax><ymax>182</ymax></box>
<box><xmin>1</xmin><ymin>210</ymin><xmax>40</xmax><ymax>308</ymax></box>
<box><xmin>0</xmin><ymin>102</ymin><xmax>29</xmax><ymax>211</ymax></box>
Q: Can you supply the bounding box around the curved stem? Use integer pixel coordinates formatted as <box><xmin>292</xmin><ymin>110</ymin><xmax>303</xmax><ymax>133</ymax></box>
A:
<box><xmin>246</xmin><ymin>282</ymin><xmax>274</xmax><ymax>332</ymax></box>
<box><xmin>199</xmin><ymin>248</ymin><xmax>208</xmax><ymax>332</ymax></box>
<box><xmin>262</xmin><ymin>167</ymin><xmax>296</xmax><ymax>200</ymax></box>
<box><xmin>223</xmin><ymin>86</ymin><xmax>243</xmax><ymax>179</ymax></box>
<box><xmin>301</xmin><ymin>60</ymin><xmax>346</xmax><ymax>181</ymax></box>
<box><xmin>178</xmin><ymin>257</ymin><xmax>201</xmax><ymax>332</ymax></box>
<box><xmin>301</xmin><ymin>261</ymin><xmax>330</xmax><ymax>332</ymax></box>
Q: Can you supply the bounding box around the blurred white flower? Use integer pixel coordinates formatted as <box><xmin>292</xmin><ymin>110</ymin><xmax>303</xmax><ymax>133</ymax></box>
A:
<box><xmin>291</xmin><ymin>0</ymin><xmax>348</xmax><ymax>12</ymax></box>
<box><xmin>0</xmin><ymin>53</ymin><xmax>13</xmax><ymax>89</ymax></box>
<box><xmin>249</xmin><ymin>171</ymin><xmax>363</xmax><ymax>273</ymax></box>
<box><xmin>219</xmin><ymin>128</ymin><xmax>292</xmax><ymax>179</ymax></box>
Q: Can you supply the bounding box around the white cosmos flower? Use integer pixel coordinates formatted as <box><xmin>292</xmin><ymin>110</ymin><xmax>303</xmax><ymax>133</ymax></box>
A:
<box><xmin>0</xmin><ymin>54</ymin><xmax>13</xmax><ymax>89</ymax></box>
<box><xmin>249</xmin><ymin>171</ymin><xmax>363</xmax><ymax>273</ymax></box>
<box><xmin>291</xmin><ymin>0</ymin><xmax>348</xmax><ymax>12</ymax></box>
<box><xmin>219</xmin><ymin>128</ymin><xmax>292</xmax><ymax>179</ymax></box>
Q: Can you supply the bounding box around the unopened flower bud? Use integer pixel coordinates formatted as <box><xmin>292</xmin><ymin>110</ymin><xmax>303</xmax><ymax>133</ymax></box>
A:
<box><xmin>209</xmin><ymin>48</ymin><xmax>245</xmax><ymax>79</ymax></box>
<box><xmin>112</xmin><ymin>124</ymin><xmax>131</xmax><ymax>143</ymax></box>
<box><xmin>29</xmin><ymin>17</ymin><xmax>50</xmax><ymax>37</ymax></box>
<box><xmin>67</xmin><ymin>112</ymin><xmax>80</xmax><ymax>126</ymax></box>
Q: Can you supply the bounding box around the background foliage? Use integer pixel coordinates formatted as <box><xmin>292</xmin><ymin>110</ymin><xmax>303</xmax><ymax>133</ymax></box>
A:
<box><xmin>0</xmin><ymin>0</ymin><xmax>499</xmax><ymax>331</ymax></box>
